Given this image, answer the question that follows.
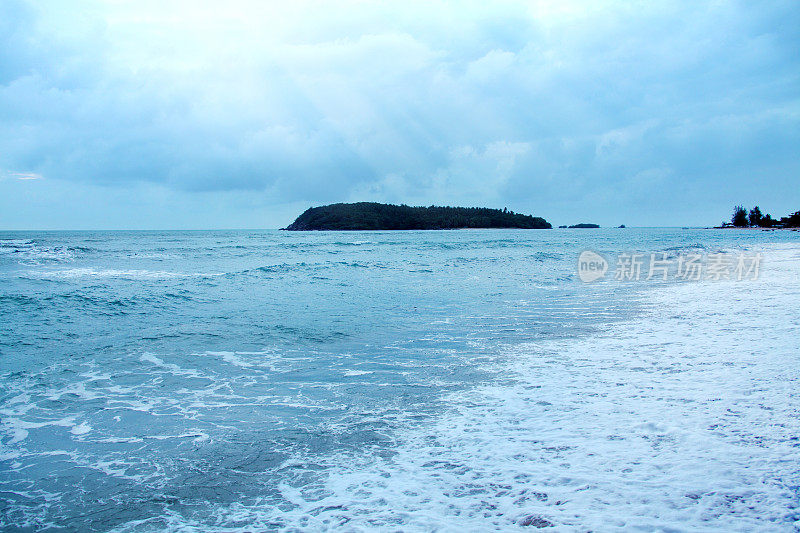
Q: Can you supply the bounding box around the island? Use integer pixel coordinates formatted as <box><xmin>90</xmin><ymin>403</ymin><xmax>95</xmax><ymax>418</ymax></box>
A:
<box><xmin>283</xmin><ymin>202</ymin><xmax>552</xmax><ymax>230</ymax></box>
<box><xmin>568</xmin><ymin>223</ymin><xmax>600</xmax><ymax>228</ymax></box>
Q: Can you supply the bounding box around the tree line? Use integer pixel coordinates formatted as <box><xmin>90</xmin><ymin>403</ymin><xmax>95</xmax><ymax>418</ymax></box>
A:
<box><xmin>729</xmin><ymin>205</ymin><xmax>800</xmax><ymax>228</ymax></box>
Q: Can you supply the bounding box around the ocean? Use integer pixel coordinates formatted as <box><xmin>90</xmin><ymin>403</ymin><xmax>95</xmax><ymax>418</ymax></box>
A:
<box><xmin>1</xmin><ymin>229</ymin><xmax>798</xmax><ymax>531</ymax></box>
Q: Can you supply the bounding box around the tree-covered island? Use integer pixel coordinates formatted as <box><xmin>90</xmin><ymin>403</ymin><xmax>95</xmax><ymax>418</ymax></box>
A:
<box><xmin>283</xmin><ymin>202</ymin><xmax>552</xmax><ymax>230</ymax></box>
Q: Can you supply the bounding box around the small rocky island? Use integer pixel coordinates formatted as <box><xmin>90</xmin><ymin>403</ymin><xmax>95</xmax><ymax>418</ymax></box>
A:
<box><xmin>284</xmin><ymin>202</ymin><xmax>551</xmax><ymax>230</ymax></box>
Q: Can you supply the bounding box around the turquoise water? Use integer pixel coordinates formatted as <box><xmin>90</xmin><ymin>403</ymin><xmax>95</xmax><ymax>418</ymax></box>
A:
<box><xmin>0</xmin><ymin>229</ymin><xmax>797</xmax><ymax>530</ymax></box>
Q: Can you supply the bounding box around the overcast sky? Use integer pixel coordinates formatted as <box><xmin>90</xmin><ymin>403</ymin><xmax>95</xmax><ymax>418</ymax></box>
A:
<box><xmin>1</xmin><ymin>0</ymin><xmax>798</xmax><ymax>229</ymax></box>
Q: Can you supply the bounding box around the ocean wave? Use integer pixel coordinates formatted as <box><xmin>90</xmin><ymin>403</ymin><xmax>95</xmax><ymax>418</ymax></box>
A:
<box><xmin>0</xmin><ymin>294</ymin><xmax>41</xmax><ymax>306</ymax></box>
<box><xmin>0</xmin><ymin>239</ymin><xmax>36</xmax><ymax>248</ymax></box>
<box><xmin>529</xmin><ymin>251</ymin><xmax>565</xmax><ymax>261</ymax></box>
<box><xmin>0</xmin><ymin>239</ymin><xmax>100</xmax><ymax>265</ymax></box>
<box><xmin>331</xmin><ymin>240</ymin><xmax>373</xmax><ymax>246</ymax></box>
<box><xmin>20</xmin><ymin>268</ymin><xmax>202</xmax><ymax>280</ymax></box>
<box><xmin>236</xmin><ymin>261</ymin><xmax>383</xmax><ymax>276</ymax></box>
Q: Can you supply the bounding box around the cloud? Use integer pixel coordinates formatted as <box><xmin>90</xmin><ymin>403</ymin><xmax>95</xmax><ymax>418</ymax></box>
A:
<box><xmin>13</xmin><ymin>172</ymin><xmax>42</xmax><ymax>180</ymax></box>
<box><xmin>0</xmin><ymin>0</ymin><xmax>798</xmax><ymax>227</ymax></box>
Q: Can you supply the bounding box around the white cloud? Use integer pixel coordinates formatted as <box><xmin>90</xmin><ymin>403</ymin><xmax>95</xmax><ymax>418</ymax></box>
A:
<box><xmin>14</xmin><ymin>172</ymin><xmax>42</xmax><ymax>180</ymax></box>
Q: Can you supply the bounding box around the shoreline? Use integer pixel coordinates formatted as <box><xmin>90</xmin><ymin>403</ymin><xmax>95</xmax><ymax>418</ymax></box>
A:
<box><xmin>708</xmin><ymin>226</ymin><xmax>800</xmax><ymax>231</ymax></box>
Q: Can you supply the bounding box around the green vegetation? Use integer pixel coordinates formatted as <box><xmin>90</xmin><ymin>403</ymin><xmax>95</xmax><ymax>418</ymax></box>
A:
<box><xmin>724</xmin><ymin>205</ymin><xmax>799</xmax><ymax>228</ymax></box>
<box><xmin>283</xmin><ymin>202</ymin><xmax>552</xmax><ymax>230</ymax></box>
<box><xmin>748</xmin><ymin>206</ymin><xmax>763</xmax><ymax>227</ymax></box>
<box><xmin>568</xmin><ymin>223</ymin><xmax>600</xmax><ymax>228</ymax></box>
<box><xmin>732</xmin><ymin>205</ymin><xmax>749</xmax><ymax>227</ymax></box>
<box><xmin>781</xmin><ymin>210</ymin><xmax>800</xmax><ymax>228</ymax></box>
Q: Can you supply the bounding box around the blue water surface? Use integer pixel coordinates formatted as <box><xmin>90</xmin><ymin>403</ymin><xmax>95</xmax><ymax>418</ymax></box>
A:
<box><xmin>0</xmin><ymin>228</ymin><xmax>796</xmax><ymax>530</ymax></box>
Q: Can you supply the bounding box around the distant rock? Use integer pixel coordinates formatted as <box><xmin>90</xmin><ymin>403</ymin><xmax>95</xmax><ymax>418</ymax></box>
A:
<box><xmin>558</xmin><ymin>225</ymin><xmax>568</xmax><ymax>228</ymax></box>
<box><xmin>618</xmin><ymin>224</ymin><xmax>626</xmax><ymax>228</ymax></box>
<box><xmin>283</xmin><ymin>202</ymin><xmax>552</xmax><ymax>230</ymax></box>
<box><xmin>568</xmin><ymin>223</ymin><xmax>600</xmax><ymax>228</ymax></box>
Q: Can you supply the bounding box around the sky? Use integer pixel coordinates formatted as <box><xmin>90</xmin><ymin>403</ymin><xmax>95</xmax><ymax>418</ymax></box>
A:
<box><xmin>1</xmin><ymin>0</ymin><xmax>798</xmax><ymax>229</ymax></box>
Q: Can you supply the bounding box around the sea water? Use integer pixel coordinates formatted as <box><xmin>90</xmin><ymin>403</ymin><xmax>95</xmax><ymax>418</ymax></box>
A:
<box><xmin>0</xmin><ymin>229</ymin><xmax>798</xmax><ymax>531</ymax></box>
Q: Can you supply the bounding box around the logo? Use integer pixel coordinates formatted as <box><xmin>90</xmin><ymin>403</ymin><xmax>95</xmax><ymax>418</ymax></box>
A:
<box><xmin>577</xmin><ymin>250</ymin><xmax>608</xmax><ymax>282</ymax></box>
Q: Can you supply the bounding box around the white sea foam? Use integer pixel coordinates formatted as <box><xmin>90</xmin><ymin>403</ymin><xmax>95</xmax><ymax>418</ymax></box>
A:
<box><xmin>342</xmin><ymin>370</ymin><xmax>373</xmax><ymax>377</ymax></box>
<box><xmin>205</xmin><ymin>351</ymin><xmax>253</xmax><ymax>368</ymax></box>
<box><xmin>270</xmin><ymin>244</ymin><xmax>800</xmax><ymax>531</ymax></box>
<box><xmin>69</xmin><ymin>422</ymin><xmax>92</xmax><ymax>435</ymax></box>
<box><xmin>1</xmin><ymin>416</ymin><xmax>79</xmax><ymax>443</ymax></box>
<box><xmin>139</xmin><ymin>352</ymin><xmax>181</xmax><ymax>372</ymax></box>
<box><xmin>22</xmin><ymin>268</ymin><xmax>193</xmax><ymax>279</ymax></box>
